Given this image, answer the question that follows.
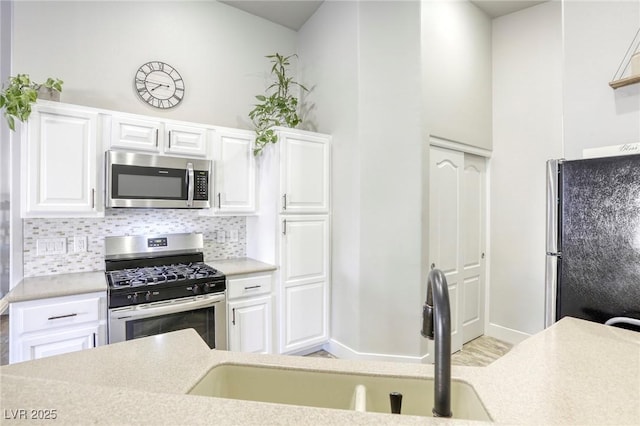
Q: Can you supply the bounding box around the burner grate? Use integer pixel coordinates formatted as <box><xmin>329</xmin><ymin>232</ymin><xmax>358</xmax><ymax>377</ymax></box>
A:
<box><xmin>107</xmin><ymin>262</ymin><xmax>219</xmax><ymax>288</ymax></box>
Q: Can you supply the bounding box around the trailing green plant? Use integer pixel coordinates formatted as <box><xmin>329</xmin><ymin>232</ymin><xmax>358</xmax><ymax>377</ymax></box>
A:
<box><xmin>0</xmin><ymin>74</ymin><xmax>63</xmax><ymax>131</ymax></box>
<box><xmin>249</xmin><ymin>53</ymin><xmax>308</xmax><ymax>155</ymax></box>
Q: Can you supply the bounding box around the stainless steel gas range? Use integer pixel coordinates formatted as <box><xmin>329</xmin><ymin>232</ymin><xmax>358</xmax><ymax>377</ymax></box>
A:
<box><xmin>105</xmin><ymin>233</ymin><xmax>227</xmax><ymax>350</ymax></box>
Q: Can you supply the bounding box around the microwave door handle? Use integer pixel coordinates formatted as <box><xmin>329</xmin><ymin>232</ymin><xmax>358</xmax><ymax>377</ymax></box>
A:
<box><xmin>186</xmin><ymin>162</ymin><xmax>194</xmax><ymax>207</ymax></box>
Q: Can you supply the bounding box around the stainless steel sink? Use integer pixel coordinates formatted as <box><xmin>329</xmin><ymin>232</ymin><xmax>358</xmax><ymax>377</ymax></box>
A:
<box><xmin>188</xmin><ymin>364</ymin><xmax>491</xmax><ymax>421</ymax></box>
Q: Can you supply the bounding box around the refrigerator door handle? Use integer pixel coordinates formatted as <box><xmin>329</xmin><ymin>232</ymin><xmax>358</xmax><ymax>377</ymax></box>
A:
<box><xmin>545</xmin><ymin>254</ymin><xmax>558</xmax><ymax>328</ymax></box>
<box><xmin>546</xmin><ymin>159</ymin><xmax>559</xmax><ymax>254</ymax></box>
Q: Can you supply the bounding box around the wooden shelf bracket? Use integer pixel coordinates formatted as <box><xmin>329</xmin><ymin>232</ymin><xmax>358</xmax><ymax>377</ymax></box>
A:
<box><xmin>609</xmin><ymin>27</ymin><xmax>640</xmax><ymax>89</ymax></box>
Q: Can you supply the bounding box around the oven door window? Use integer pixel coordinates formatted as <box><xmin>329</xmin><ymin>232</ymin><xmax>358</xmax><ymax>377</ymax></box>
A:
<box><xmin>125</xmin><ymin>306</ymin><xmax>216</xmax><ymax>348</ymax></box>
<box><xmin>112</xmin><ymin>164</ymin><xmax>187</xmax><ymax>200</ymax></box>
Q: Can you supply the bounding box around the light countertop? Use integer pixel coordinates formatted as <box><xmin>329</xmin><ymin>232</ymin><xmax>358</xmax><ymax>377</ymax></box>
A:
<box><xmin>3</xmin><ymin>258</ymin><xmax>275</xmax><ymax>305</ymax></box>
<box><xmin>1</xmin><ymin>317</ymin><xmax>638</xmax><ymax>425</ymax></box>
<box><xmin>208</xmin><ymin>257</ymin><xmax>277</xmax><ymax>276</ymax></box>
<box><xmin>5</xmin><ymin>271</ymin><xmax>107</xmax><ymax>303</ymax></box>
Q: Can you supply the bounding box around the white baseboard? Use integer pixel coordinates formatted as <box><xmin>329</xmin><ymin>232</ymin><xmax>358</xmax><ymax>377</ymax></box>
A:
<box><xmin>324</xmin><ymin>339</ymin><xmax>428</xmax><ymax>364</ymax></box>
<box><xmin>287</xmin><ymin>344</ymin><xmax>326</xmax><ymax>357</ymax></box>
<box><xmin>485</xmin><ymin>322</ymin><xmax>531</xmax><ymax>346</ymax></box>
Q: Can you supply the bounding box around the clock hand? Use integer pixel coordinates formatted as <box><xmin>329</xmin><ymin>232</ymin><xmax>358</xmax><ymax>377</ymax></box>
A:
<box><xmin>149</xmin><ymin>82</ymin><xmax>171</xmax><ymax>92</ymax></box>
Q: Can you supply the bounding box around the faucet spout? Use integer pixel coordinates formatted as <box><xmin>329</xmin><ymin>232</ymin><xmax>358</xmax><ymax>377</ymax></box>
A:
<box><xmin>422</xmin><ymin>268</ymin><xmax>452</xmax><ymax>418</ymax></box>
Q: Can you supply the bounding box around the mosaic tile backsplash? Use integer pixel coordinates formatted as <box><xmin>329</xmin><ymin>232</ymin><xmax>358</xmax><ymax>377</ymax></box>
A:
<box><xmin>23</xmin><ymin>209</ymin><xmax>246</xmax><ymax>277</ymax></box>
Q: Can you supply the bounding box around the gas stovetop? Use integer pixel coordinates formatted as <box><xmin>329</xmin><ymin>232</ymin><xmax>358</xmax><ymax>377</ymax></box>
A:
<box><xmin>105</xmin><ymin>233</ymin><xmax>226</xmax><ymax>309</ymax></box>
<box><xmin>107</xmin><ymin>262</ymin><xmax>220</xmax><ymax>288</ymax></box>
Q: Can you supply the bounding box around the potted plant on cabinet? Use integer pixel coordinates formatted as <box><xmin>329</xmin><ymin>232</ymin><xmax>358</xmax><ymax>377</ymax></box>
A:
<box><xmin>248</xmin><ymin>53</ymin><xmax>308</xmax><ymax>155</ymax></box>
<box><xmin>0</xmin><ymin>74</ymin><xmax>63</xmax><ymax>131</ymax></box>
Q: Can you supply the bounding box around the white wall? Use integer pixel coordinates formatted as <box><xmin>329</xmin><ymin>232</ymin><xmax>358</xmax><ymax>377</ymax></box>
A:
<box><xmin>490</xmin><ymin>1</ymin><xmax>563</xmax><ymax>340</ymax></box>
<box><xmin>12</xmin><ymin>1</ymin><xmax>297</xmax><ymax>128</ymax></box>
<box><xmin>422</xmin><ymin>0</ymin><xmax>493</xmax><ymax>151</ymax></box>
<box><xmin>490</xmin><ymin>0</ymin><xmax>640</xmax><ymax>343</ymax></box>
<box><xmin>297</xmin><ymin>1</ymin><xmax>362</xmax><ymax>350</ymax></box>
<box><xmin>563</xmin><ymin>0</ymin><xmax>640</xmax><ymax>159</ymax></box>
<box><xmin>299</xmin><ymin>1</ymin><xmax>424</xmax><ymax>361</ymax></box>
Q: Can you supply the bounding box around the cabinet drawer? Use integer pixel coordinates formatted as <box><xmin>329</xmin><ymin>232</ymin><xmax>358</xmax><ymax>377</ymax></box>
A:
<box><xmin>227</xmin><ymin>274</ymin><xmax>272</xmax><ymax>300</ymax></box>
<box><xmin>15</xmin><ymin>293</ymin><xmax>104</xmax><ymax>334</ymax></box>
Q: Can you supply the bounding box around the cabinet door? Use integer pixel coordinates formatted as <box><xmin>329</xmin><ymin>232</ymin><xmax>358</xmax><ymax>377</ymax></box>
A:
<box><xmin>165</xmin><ymin>123</ymin><xmax>209</xmax><ymax>157</ymax></box>
<box><xmin>281</xmin><ymin>281</ymin><xmax>327</xmax><ymax>354</ymax></box>
<box><xmin>279</xmin><ymin>215</ymin><xmax>329</xmax><ymax>353</ymax></box>
<box><xmin>228</xmin><ymin>296</ymin><xmax>272</xmax><ymax>354</ymax></box>
<box><xmin>213</xmin><ymin>128</ymin><xmax>256</xmax><ymax>213</ymax></box>
<box><xmin>19</xmin><ymin>324</ymin><xmax>100</xmax><ymax>362</ymax></box>
<box><xmin>22</xmin><ymin>104</ymin><xmax>100</xmax><ymax>216</ymax></box>
<box><xmin>280</xmin><ymin>216</ymin><xmax>329</xmax><ymax>286</ymax></box>
<box><xmin>279</xmin><ymin>130</ymin><xmax>330</xmax><ymax>214</ymax></box>
<box><xmin>110</xmin><ymin>115</ymin><xmax>161</xmax><ymax>152</ymax></box>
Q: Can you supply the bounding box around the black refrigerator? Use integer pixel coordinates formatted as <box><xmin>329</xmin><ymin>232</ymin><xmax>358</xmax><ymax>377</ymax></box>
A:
<box><xmin>545</xmin><ymin>154</ymin><xmax>640</xmax><ymax>331</ymax></box>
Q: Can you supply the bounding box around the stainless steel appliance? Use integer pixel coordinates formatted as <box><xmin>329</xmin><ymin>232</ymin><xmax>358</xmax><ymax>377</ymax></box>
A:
<box><xmin>105</xmin><ymin>233</ymin><xmax>227</xmax><ymax>349</ymax></box>
<box><xmin>545</xmin><ymin>154</ymin><xmax>640</xmax><ymax>331</ymax></box>
<box><xmin>106</xmin><ymin>150</ymin><xmax>212</xmax><ymax>209</ymax></box>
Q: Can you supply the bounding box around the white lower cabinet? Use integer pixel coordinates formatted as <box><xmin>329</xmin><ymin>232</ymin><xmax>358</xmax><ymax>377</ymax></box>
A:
<box><xmin>279</xmin><ymin>215</ymin><xmax>329</xmax><ymax>354</ymax></box>
<box><xmin>9</xmin><ymin>292</ymin><xmax>107</xmax><ymax>364</ymax></box>
<box><xmin>20</xmin><ymin>323</ymin><xmax>101</xmax><ymax>361</ymax></box>
<box><xmin>226</xmin><ymin>274</ymin><xmax>273</xmax><ymax>354</ymax></box>
<box><xmin>282</xmin><ymin>281</ymin><xmax>327</xmax><ymax>352</ymax></box>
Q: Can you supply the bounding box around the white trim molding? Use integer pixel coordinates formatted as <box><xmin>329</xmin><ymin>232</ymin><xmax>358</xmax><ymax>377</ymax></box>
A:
<box><xmin>324</xmin><ymin>339</ymin><xmax>429</xmax><ymax>364</ymax></box>
<box><xmin>429</xmin><ymin>135</ymin><xmax>492</xmax><ymax>158</ymax></box>
<box><xmin>485</xmin><ymin>322</ymin><xmax>531</xmax><ymax>346</ymax></box>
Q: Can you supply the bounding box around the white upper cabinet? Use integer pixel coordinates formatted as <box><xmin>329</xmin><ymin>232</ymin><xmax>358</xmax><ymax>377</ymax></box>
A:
<box><xmin>279</xmin><ymin>129</ymin><xmax>330</xmax><ymax>214</ymax></box>
<box><xmin>107</xmin><ymin>113</ymin><xmax>209</xmax><ymax>158</ymax></box>
<box><xmin>109</xmin><ymin>115</ymin><xmax>161</xmax><ymax>153</ymax></box>
<box><xmin>164</xmin><ymin>123</ymin><xmax>209</xmax><ymax>157</ymax></box>
<box><xmin>21</xmin><ymin>102</ymin><xmax>102</xmax><ymax>217</ymax></box>
<box><xmin>209</xmin><ymin>127</ymin><xmax>256</xmax><ymax>214</ymax></box>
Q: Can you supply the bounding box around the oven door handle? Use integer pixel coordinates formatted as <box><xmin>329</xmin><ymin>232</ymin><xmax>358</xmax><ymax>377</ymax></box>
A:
<box><xmin>112</xmin><ymin>294</ymin><xmax>225</xmax><ymax>320</ymax></box>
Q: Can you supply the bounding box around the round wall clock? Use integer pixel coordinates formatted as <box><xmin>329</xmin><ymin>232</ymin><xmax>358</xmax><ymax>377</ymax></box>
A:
<box><xmin>134</xmin><ymin>61</ymin><xmax>185</xmax><ymax>109</ymax></box>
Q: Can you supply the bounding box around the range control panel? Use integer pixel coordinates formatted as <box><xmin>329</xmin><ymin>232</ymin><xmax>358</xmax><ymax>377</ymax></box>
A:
<box><xmin>147</xmin><ymin>237</ymin><xmax>168</xmax><ymax>248</ymax></box>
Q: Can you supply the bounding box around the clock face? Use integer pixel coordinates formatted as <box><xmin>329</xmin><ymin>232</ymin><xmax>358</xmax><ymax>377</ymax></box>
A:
<box><xmin>134</xmin><ymin>61</ymin><xmax>184</xmax><ymax>109</ymax></box>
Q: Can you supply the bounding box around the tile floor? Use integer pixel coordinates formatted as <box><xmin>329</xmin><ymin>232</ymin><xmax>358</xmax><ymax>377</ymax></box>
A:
<box><xmin>451</xmin><ymin>335</ymin><xmax>512</xmax><ymax>366</ymax></box>
<box><xmin>307</xmin><ymin>335</ymin><xmax>513</xmax><ymax>367</ymax></box>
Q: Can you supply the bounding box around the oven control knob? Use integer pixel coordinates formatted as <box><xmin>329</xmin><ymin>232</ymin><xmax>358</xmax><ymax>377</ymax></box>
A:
<box><xmin>191</xmin><ymin>284</ymin><xmax>201</xmax><ymax>295</ymax></box>
<box><xmin>202</xmin><ymin>283</ymin><xmax>210</xmax><ymax>293</ymax></box>
<box><xmin>145</xmin><ymin>291</ymin><xmax>152</xmax><ymax>302</ymax></box>
<box><xmin>130</xmin><ymin>292</ymin><xmax>139</xmax><ymax>303</ymax></box>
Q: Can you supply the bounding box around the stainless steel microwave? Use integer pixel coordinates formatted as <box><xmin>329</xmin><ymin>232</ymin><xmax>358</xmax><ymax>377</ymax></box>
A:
<box><xmin>106</xmin><ymin>150</ymin><xmax>212</xmax><ymax>209</ymax></box>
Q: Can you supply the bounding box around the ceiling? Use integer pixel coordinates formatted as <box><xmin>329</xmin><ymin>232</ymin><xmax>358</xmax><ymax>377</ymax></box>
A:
<box><xmin>470</xmin><ymin>1</ymin><xmax>548</xmax><ymax>18</ymax></box>
<box><xmin>219</xmin><ymin>1</ymin><xmax>324</xmax><ymax>31</ymax></box>
<box><xmin>220</xmin><ymin>1</ymin><xmax>549</xmax><ymax>31</ymax></box>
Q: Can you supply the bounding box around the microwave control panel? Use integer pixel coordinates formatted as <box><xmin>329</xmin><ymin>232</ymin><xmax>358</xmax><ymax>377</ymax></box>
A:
<box><xmin>194</xmin><ymin>171</ymin><xmax>209</xmax><ymax>200</ymax></box>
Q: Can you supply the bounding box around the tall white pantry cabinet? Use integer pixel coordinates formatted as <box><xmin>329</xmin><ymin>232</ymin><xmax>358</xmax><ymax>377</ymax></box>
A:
<box><xmin>247</xmin><ymin>128</ymin><xmax>331</xmax><ymax>355</ymax></box>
